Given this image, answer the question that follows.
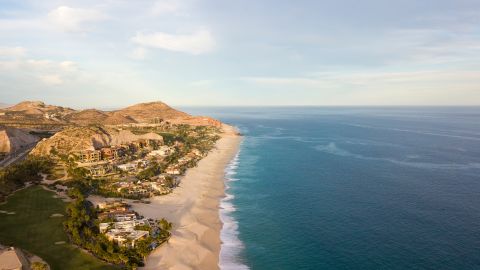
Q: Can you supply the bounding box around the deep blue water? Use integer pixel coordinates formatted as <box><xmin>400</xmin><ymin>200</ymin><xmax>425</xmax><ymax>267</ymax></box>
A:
<box><xmin>183</xmin><ymin>107</ymin><xmax>480</xmax><ymax>270</ymax></box>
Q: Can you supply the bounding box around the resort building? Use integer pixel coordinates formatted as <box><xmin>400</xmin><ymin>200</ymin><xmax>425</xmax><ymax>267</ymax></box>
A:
<box><xmin>78</xmin><ymin>150</ymin><xmax>101</xmax><ymax>163</ymax></box>
<box><xmin>105</xmin><ymin>229</ymin><xmax>149</xmax><ymax>248</ymax></box>
<box><xmin>100</xmin><ymin>147</ymin><xmax>114</xmax><ymax>160</ymax></box>
<box><xmin>87</xmin><ymin>164</ymin><xmax>114</xmax><ymax>177</ymax></box>
<box><xmin>117</xmin><ymin>163</ymin><xmax>136</xmax><ymax>172</ymax></box>
<box><xmin>165</xmin><ymin>166</ymin><xmax>181</xmax><ymax>175</ymax></box>
<box><xmin>117</xmin><ymin>159</ymin><xmax>150</xmax><ymax>173</ymax></box>
<box><xmin>147</xmin><ymin>145</ymin><xmax>174</xmax><ymax>157</ymax></box>
<box><xmin>99</xmin><ymin>212</ymin><xmax>150</xmax><ymax>248</ymax></box>
<box><xmin>98</xmin><ymin>200</ymin><xmax>128</xmax><ymax>210</ymax></box>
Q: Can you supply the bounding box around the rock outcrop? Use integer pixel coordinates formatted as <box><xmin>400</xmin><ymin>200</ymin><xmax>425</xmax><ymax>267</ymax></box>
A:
<box><xmin>30</xmin><ymin>126</ymin><xmax>163</xmax><ymax>156</ymax></box>
<box><xmin>0</xmin><ymin>126</ymin><xmax>39</xmax><ymax>154</ymax></box>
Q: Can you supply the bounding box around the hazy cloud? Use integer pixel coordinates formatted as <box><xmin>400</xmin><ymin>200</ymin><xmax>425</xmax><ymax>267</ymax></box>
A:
<box><xmin>131</xmin><ymin>30</ymin><xmax>215</xmax><ymax>55</ymax></box>
<box><xmin>48</xmin><ymin>6</ymin><xmax>106</xmax><ymax>32</ymax></box>
<box><xmin>37</xmin><ymin>74</ymin><xmax>63</xmax><ymax>85</ymax></box>
<box><xmin>151</xmin><ymin>0</ymin><xmax>185</xmax><ymax>16</ymax></box>
<box><xmin>0</xmin><ymin>46</ymin><xmax>26</xmax><ymax>58</ymax></box>
<box><xmin>130</xmin><ymin>47</ymin><xmax>147</xmax><ymax>60</ymax></box>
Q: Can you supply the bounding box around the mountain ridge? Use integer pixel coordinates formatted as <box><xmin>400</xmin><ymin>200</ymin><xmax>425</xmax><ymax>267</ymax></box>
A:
<box><xmin>0</xmin><ymin>100</ymin><xmax>221</xmax><ymax>127</ymax></box>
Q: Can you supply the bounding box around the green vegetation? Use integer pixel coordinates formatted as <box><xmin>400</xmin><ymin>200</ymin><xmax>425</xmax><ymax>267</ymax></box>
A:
<box><xmin>62</xmin><ymin>178</ymin><xmax>148</xmax><ymax>200</ymax></box>
<box><xmin>63</xmin><ymin>187</ymin><xmax>172</xmax><ymax>268</ymax></box>
<box><xmin>0</xmin><ymin>186</ymin><xmax>116</xmax><ymax>270</ymax></box>
<box><xmin>0</xmin><ymin>157</ymin><xmax>53</xmax><ymax>202</ymax></box>
<box><xmin>136</xmin><ymin>162</ymin><xmax>163</xmax><ymax>180</ymax></box>
<box><xmin>31</xmin><ymin>262</ymin><xmax>48</xmax><ymax>270</ymax></box>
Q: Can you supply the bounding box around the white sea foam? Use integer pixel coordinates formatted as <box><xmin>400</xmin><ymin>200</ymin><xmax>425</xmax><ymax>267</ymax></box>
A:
<box><xmin>220</xmin><ymin>151</ymin><xmax>250</xmax><ymax>270</ymax></box>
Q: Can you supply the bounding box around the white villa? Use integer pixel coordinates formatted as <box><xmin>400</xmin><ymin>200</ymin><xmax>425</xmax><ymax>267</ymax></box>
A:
<box><xmin>99</xmin><ymin>213</ymin><xmax>150</xmax><ymax>248</ymax></box>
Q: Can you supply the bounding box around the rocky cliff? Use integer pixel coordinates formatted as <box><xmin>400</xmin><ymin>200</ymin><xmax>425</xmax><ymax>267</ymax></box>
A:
<box><xmin>0</xmin><ymin>126</ymin><xmax>39</xmax><ymax>154</ymax></box>
<box><xmin>30</xmin><ymin>126</ymin><xmax>163</xmax><ymax>156</ymax></box>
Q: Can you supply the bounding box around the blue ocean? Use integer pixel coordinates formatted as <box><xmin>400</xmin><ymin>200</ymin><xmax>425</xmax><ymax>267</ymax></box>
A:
<box><xmin>183</xmin><ymin>107</ymin><xmax>480</xmax><ymax>270</ymax></box>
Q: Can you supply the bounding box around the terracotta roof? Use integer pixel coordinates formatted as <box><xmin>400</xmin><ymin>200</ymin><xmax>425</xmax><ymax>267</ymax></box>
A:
<box><xmin>0</xmin><ymin>247</ymin><xmax>25</xmax><ymax>270</ymax></box>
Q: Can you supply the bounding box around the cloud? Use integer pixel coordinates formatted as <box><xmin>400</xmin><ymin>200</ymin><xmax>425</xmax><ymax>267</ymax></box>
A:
<box><xmin>37</xmin><ymin>74</ymin><xmax>63</xmax><ymax>85</ymax></box>
<box><xmin>131</xmin><ymin>30</ymin><xmax>215</xmax><ymax>54</ymax></box>
<box><xmin>0</xmin><ymin>46</ymin><xmax>26</xmax><ymax>58</ymax></box>
<box><xmin>48</xmin><ymin>6</ymin><xmax>106</xmax><ymax>32</ymax></box>
<box><xmin>0</xmin><ymin>56</ymin><xmax>80</xmax><ymax>86</ymax></box>
<box><xmin>130</xmin><ymin>47</ymin><xmax>147</xmax><ymax>60</ymax></box>
<box><xmin>59</xmin><ymin>61</ymin><xmax>78</xmax><ymax>72</ymax></box>
<box><xmin>151</xmin><ymin>0</ymin><xmax>184</xmax><ymax>16</ymax></box>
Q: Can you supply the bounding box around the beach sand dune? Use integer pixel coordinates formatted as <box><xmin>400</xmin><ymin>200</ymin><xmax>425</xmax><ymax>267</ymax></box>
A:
<box><xmin>135</xmin><ymin>124</ymin><xmax>241</xmax><ymax>270</ymax></box>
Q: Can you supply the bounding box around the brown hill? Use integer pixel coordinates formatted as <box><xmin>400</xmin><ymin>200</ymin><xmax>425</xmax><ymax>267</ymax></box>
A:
<box><xmin>30</xmin><ymin>126</ymin><xmax>163</xmax><ymax>156</ymax></box>
<box><xmin>0</xmin><ymin>100</ymin><xmax>221</xmax><ymax>127</ymax></box>
<box><xmin>65</xmin><ymin>109</ymin><xmax>109</xmax><ymax>125</ymax></box>
<box><xmin>0</xmin><ymin>101</ymin><xmax>74</xmax><ymax>127</ymax></box>
<box><xmin>103</xmin><ymin>112</ymin><xmax>137</xmax><ymax>125</ymax></box>
<box><xmin>113</xmin><ymin>101</ymin><xmax>189</xmax><ymax>123</ymax></box>
<box><xmin>3</xmin><ymin>101</ymin><xmax>75</xmax><ymax>116</ymax></box>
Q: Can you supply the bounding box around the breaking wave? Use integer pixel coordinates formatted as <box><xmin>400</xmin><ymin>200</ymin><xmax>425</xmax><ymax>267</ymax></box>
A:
<box><xmin>219</xmin><ymin>151</ymin><xmax>250</xmax><ymax>270</ymax></box>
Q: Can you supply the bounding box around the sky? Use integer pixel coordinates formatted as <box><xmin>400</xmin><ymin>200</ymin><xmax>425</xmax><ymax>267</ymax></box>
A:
<box><xmin>1</xmin><ymin>0</ymin><xmax>480</xmax><ymax>108</ymax></box>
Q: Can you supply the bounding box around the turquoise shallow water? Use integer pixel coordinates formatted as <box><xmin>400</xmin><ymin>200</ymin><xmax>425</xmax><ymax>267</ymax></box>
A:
<box><xmin>184</xmin><ymin>107</ymin><xmax>480</xmax><ymax>270</ymax></box>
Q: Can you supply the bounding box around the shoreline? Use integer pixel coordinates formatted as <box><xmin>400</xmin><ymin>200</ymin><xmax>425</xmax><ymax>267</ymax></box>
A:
<box><xmin>130</xmin><ymin>124</ymin><xmax>242</xmax><ymax>269</ymax></box>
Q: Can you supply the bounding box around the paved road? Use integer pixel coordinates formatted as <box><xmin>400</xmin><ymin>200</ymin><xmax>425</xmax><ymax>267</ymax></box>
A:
<box><xmin>0</xmin><ymin>142</ymin><xmax>38</xmax><ymax>167</ymax></box>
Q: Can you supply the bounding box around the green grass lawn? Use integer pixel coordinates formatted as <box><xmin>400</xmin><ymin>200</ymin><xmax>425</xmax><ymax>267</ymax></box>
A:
<box><xmin>0</xmin><ymin>186</ymin><xmax>118</xmax><ymax>270</ymax></box>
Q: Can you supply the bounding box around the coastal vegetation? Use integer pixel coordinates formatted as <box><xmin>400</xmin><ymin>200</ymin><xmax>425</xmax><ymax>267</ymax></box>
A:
<box><xmin>0</xmin><ymin>100</ymin><xmax>226</xmax><ymax>269</ymax></box>
<box><xmin>63</xmin><ymin>187</ymin><xmax>172</xmax><ymax>268</ymax></box>
<box><xmin>0</xmin><ymin>156</ymin><xmax>53</xmax><ymax>202</ymax></box>
<box><xmin>42</xmin><ymin>123</ymin><xmax>222</xmax><ymax>200</ymax></box>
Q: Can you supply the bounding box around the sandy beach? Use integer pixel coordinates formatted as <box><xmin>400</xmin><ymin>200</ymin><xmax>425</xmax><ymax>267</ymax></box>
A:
<box><xmin>128</xmin><ymin>124</ymin><xmax>241</xmax><ymax>270</ymax></box>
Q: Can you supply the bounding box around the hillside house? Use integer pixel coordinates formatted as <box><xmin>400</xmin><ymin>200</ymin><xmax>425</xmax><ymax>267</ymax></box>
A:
<box><xmin>88</xmin><ymin>164</ymin><xmax>114</xmax><ymax>177</ymax></box>
<box><xmin>165</xmin><ymin>166</ymin><xmax>181</xmax><ymax>175</ymax></box>
<box><xmin>79</xmin><ymin>150</ymin><xmax>101</xmax><ymax>163</ymax></box>
<box><xmin>147</xmin><ymin>145</ymin><xmax>174</xmax><ymax>157</ymax></box>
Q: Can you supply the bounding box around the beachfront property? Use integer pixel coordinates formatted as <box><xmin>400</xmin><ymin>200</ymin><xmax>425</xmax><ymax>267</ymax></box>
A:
<box><xmin>105</xmin><ymin>174</ymin><xmax>178</xmax><ymax>197</ymax></box>
<box><xmin>165</xmin><ymin>166</ymin><xmax>181</xmax><ymax>175</ymax></box>
<box><xmin>105</xmin><ymin>229</ymin><xmax>149</xmax><ymax>248</ymax></box>
<box><xmin>114</xmin><ymin>181</ymin><xmax>152</xmax><ymax>196</ymax></box>
<box><xmin>97</xmin><ymin>202</ymin><xmax>151</xmax><ymax>248</ymax></box>
<box><xmin>97</xmin><ymin>200</ymin><xmax>128</xmax><ymax>210</ymax></box>
<box><xmin>147</xmin><ymin>145</ymin><xmax>175</xmax><ymax>157</ymax></box>
<box><xmin>117</xmin><ymin>159</ymin><xmax>150</xmax><ymax>173</ymax></box>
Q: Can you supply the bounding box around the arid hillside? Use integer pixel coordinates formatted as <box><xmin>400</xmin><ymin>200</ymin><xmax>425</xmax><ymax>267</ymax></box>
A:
<box><xmin>30</xmin><ymin>126</ymin><xmax>163</xmax><ymax>156</ymax></box>
<box><xmin>0</xmin><ymin>101</ymin><xmax>221</xmax><ymax>127</ymax></box>
<box><xmin>113</xmin><ymin>101</ymin><xmax>188</xmax><ymax>122</ymax></box>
